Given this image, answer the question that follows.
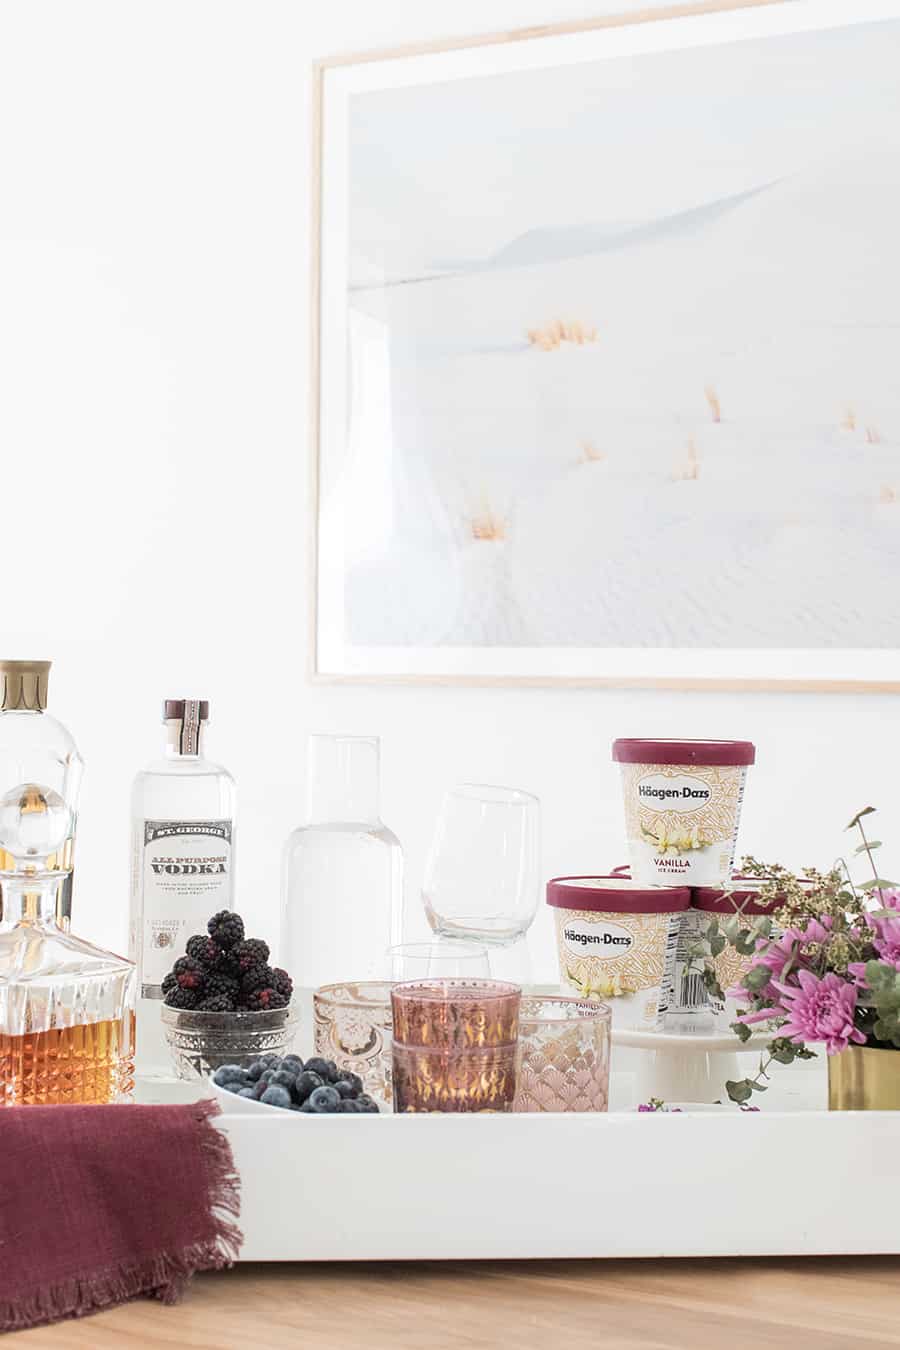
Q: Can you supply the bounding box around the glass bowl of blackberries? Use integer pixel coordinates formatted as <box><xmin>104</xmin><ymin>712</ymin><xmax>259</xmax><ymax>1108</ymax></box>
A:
<box><xmin>210</xmin><ymin>1054</ymin><xmax>381</xmax><ymax>1114</ymax></box>
<box><xmin>160</xmin><ymin>910</ymin><xmax>298</xmax><ymax>1079</ymax></box>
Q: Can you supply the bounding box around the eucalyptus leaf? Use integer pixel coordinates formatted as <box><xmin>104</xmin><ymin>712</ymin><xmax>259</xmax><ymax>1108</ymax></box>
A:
<box><xmin>847</xmin><ymin>807</ymin><xmax>876</xmax><ymax>829</ymax></box>
<box><xmin>708</xmin><ymin>934</ymin><xmax>727</xmax><ymax>958</ymax></box>
<box><xmin>744</xmin><ymin>965</ymin><xmax>771</xmax><ymax>993</ymax></box>
<box><xmin>854</xmin><ymin>841</ymin><xmax>882</xmax><ymax>854</ymax></box>
<box><xmin>859</xmin><ymin>879</ymin><xmax>899</xmax><ymax>891</ymax></box>
<box><xmin>731</xmin><ymin>1020</ymin><xmax>753</xmax><ymax>1044</ymax></box>
<box><xmin>725</xmin><ymin>1078</ymin><xmax>754</xmax><ymax>1104</ymax></box>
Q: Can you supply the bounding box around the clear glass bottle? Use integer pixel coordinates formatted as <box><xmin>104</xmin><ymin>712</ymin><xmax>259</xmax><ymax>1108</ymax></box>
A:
<box><xmin>281</xmin><ymin>735</ymin><xmax>403</xmax><ymax>988</ymax></box>
<box><xmin>0</xmin><ymin>784</ymin><xmax>134</xmax><ymax>1106</ymax></box>
<box><xmin>130</xmin><ymin>699</ymin><xmax>236</xmax><ymax>1078</ymax></box>
<box><xmin>0</xmin><ymin>660</ymin><xmax>83</xmax><ymax>929</ymax></box>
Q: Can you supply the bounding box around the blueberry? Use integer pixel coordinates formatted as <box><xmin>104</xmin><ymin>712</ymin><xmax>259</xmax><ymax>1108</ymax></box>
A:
<box><xmin>336</xmin><ymin>1071</ymin><xmax>363</xmax><ymax>1096</ymax></box>
<box><xmin>237</xmin><ymin>1087</ymin><xmax>257</xmax><ymax>1098</ymax></box>
<box><xmin>308</xmin><ymin>1085</ymin><xmax>341</xmax><ymax>1113</ymax></box>
<box><xmin>260</xmin><ymin>1053</ymin><xmax>280</xmax><ymax>1068</ymax></box>
<box><xmin>213</xmin><ymin>1064</ymin><xmax>245</xmax><ymax>1086</ymax></box>
<box><xmin>356</xmin><ymin>1095</ymin><xmax>380</xmax><ymax>1114</ymax></box>
<box><xmin>337</xmin><ymin>1099</ymin><xmax>363</xmax><ymax>1113</ymax></box>
<box><xmin>292</xmin><ymin>1071</ymin><xmax>323</xmax><ymax>1103</ymax></box>
<box><xmin>222</xmin><ymin>1079</ymin><xmax>248</xmax><ymax>1094</ymax></box>
<box><xmin>253</xmin><ymin>1078</ymin><xmax>271</xmax><ymax>1100</ymax></box>
<box><xmin>270</xmin><ymin>1069</ymin><xmax>297</xmax><ymax>1089</ymax></box>
<box><xmin>244</xmin><ymin>1061</ymin><xmax>266</xmax><ymax>1081</ymax></box>
<box><xmin>258</xmin><ymin>1069</ymin><xmax>277</xmax><ymax>1086</ymax></box>
<box><xmin>260</xmin><ymin>1084</ymin><xmax>292</xmax><ymax>1109</ymax></box>
<box><xmin>304</xmin><ymin>1057</ymin><xmax>337</xmax><ymax>1082</ymax></box>
<box><xmin>334</xmin><ymin>1080</ymin><xmax>356</xmax><ymax>1099</ymax></box>
<box><xmin>282</xmin><ymin>1054</ymin><xmax>305</xmax><ymax>1071</ymax></box>
<box><xmin>299</xmin><ymin>1102</ymin><xmax>314</xmax><ymax>1112</ymax></box>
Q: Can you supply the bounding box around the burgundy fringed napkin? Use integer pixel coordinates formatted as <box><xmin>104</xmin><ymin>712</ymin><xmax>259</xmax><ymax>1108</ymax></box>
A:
<box><xmin>0</xmin><ymin>1099</ymin><xmax>242</xmax><ymax>1333</ymax></box>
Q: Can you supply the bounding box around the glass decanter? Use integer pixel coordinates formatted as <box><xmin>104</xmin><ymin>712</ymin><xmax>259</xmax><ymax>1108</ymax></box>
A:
<box><xmin>0</xmin><ymin>784</ymin><xmax>135</xmax><ymax>1106</ymax></box>
<box><xmin>281</xmin><ymin>735</ymin><xmax>403</xmax><ymax>988</ymax></box>
<box><xmin>0</xmin><ymin>660</ymin><xmax>83</xmax><ymax>930</ymax></box>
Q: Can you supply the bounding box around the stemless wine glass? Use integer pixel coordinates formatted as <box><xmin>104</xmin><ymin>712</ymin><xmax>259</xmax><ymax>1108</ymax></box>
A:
<box><xmin>423</xmin><ymin>785</ymin><xmax>540</xmax><ymax>945</ymax></box>
<box><xmin>384</xmin><ymin>941</ymin><xmax>491</xmax><ymax>981</ymax></box>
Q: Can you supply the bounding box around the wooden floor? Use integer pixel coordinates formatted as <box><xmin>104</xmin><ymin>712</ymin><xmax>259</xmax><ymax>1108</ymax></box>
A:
<box><xmin>8</xmin><ymin>1258</ymin><xmax>900</xmax><ymax>1349</ymax></box>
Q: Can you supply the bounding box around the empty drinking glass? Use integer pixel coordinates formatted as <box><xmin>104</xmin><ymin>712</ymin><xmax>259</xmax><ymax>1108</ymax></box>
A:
<box><xmin>384</xmin><ymin>941</ymin><xmax>491</xmax><ymax>981</ymax></box>
<box><xmin>423</xmin><ymin>785</ymin><xmax>540</xmax><ymax>945</ymax></box>
<box><xmin>514</xmin><ymin>994</ymin><xmax>611</xmax><ymax>1113</ymax></box>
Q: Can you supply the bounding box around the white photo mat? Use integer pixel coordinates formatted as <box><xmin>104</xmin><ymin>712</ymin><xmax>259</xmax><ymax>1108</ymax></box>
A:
<box><xmin>313</xmin><ymin>0</ymin><xmax>900</xmax><ymax>688</ymax></box>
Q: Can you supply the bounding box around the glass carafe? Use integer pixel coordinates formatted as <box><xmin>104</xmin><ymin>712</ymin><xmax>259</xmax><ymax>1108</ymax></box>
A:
<box><xmin>0</xmin><ymin>785</ymin><xmax>134</xmax><ymax>1106</ymax></box>
<box><xmin>281</xmin><ymin>735</ymin><xmax>403</xmax><ymax>988</ymax></box>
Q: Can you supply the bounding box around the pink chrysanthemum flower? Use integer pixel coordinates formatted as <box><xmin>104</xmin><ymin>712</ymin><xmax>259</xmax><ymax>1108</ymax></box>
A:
<box><xmin>770</xmin><ymin>970</ymin><xmax>866</xmax><ymax>1055</ymax></box>
<box><xmin>871</xmin><ymin>916</ymin><xmax>900</xmax><ymax>969</ymax></box>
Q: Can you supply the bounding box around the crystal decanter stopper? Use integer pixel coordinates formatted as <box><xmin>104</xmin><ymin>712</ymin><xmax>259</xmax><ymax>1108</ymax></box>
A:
<box><xmin>0</xmin><ymin>784</ymin><xmax>135</xmax><ymax>1106</ymax></box>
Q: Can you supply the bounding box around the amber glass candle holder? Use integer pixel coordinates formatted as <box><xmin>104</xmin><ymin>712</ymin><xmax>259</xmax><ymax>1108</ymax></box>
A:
<box><xmin>514</xmin><ymin>994</ymin><xmax>611</xmax><ymax>1113</ymax></box>
<box><xmin>391</xmin><ymin>979</ymin><xmax>521</xmax><ymax>1113</ymax></box>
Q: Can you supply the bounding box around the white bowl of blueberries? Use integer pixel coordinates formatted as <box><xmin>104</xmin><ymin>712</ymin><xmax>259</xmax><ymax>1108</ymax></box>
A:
<box><xmin>211</xmin><ymin>1053</ymin><xmax>382</xmax><ymax>1114</ymax></box>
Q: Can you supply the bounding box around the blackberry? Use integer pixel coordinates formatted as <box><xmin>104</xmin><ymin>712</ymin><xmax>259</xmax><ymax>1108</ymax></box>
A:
<box><xmin>244</xmin><ymin>987</ymin><xmax>288</xmax><ymax>1012</ymax></box>
<box><xmin>207</xmin><ymin>910</ymin><xmax>244</xmax><ymax>949</ymax></box>
<box><xmin>171</xmin><ymin>956</ymin><xmax>206</xmax><ymax>991</ymax></box>
<box><xmin>233</xmin><ymin>938</ymin><xmax>270</xmax><ymax>972</ymax></box>
<box><xmin>161</xmin><ymin>972</ymin><xmax>177</xmax><ymax>995</ymax></box>
<box><xmin>197</xmin><ymin>994</ymin><xmax>236</xmax><ymax>1013</ymax></box>
<box><xmin>205</xmin><ymin>972</ymin><xmax>240</xmax><ymax>1001</ymax></box>
<box><xmin>240</xmin><ymin>962</ymin><xmax>274</xmax><ymax>995</ymax></box>
<box><xmin>271</xmin><ymin>968</ymin><xmax>293</xmax><ymax>1000</ymax></box>
<box><xmin>186</xmin><ymin>934</ymin><xmax>225</xmax><ymax>968</ymax></box>
<box><xmin>164</xmin><ymin>987</ymin><xmax>201</xmax><ymax>1010</ymax></box>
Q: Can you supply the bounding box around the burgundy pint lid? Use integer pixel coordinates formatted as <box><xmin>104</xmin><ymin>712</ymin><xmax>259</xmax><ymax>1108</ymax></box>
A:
<box><xmin>547</xmin><ymin>876</ymin><xmax>690</xmax><ymax>915</ymax></box>
<box><xmin>612</xmin><ymin>738</ymin><xmax>755</xmax><ymax>767</ymax></box>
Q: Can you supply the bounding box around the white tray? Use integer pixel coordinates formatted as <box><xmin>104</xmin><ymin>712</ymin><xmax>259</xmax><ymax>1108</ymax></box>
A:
<box><xmin>141</xmin><ymin>1065</ymin><xmax>900</xmax><ymax>1262</ymax></box>
<box><xmin>139</xmin><ymin>989</ymin><xmax>899</xmax><ymax>1261</ymax></box>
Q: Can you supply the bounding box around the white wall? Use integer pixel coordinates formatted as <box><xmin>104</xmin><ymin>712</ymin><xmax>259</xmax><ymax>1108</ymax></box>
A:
<box><xmin>0</xmin><ymin>0</ymin><xmax>895</xmax><ymax>974</ymax></box>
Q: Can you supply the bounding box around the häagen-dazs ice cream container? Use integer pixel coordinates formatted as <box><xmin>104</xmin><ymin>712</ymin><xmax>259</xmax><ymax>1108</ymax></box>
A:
<box><xmin>612</xmin><ymin>739</ymin><xmax>755</xmax><ymax>886</ymax></box>
<box><xmin>547</xmin><ymin>877</ymin><xmax>689</xmax><ymax>1030</ymax></box>
<box><xmin>667</xmin><ymin>878</ymin><xmax>811</xmax><ymax>1031</ymax></box>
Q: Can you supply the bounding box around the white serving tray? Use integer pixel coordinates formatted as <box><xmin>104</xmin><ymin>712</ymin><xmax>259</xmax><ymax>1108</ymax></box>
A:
<box><xmin>142</xmin><ymin>1065</ymin><xmax>900</xmax><ymax>1261</ymax></box>
<box><xmin>139</xmin><ymin>992</ymin><xmax>899</xmax><ymax>1261</ymax></box>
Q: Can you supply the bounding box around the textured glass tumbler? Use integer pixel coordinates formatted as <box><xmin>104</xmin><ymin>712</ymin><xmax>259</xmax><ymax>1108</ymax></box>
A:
<box><xmin>514</xmin><ymin>995</ymin><xmax>611</xmax><ymax>1113</ymax></box>
<box><xmin>161</xmin><ymin>1004</ymin><xmax>298</xmax><ymax>1080</ymax></box>
<box><xmin>391</xmin><ymin>979</ymin><xmax>520</xmax><ymax>1113</ymax></box>
<box><xmin>313</xmin><ymin>981</ymin><xmax>394</xmax><ymax>1107</ymax></box>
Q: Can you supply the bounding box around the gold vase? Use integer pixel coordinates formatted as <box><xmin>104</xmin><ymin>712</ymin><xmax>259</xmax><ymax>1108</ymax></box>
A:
<box><xmin>828</xmin><ymin>1045</ymin><xmax>900</xmax><ymax>1110</ymax></box>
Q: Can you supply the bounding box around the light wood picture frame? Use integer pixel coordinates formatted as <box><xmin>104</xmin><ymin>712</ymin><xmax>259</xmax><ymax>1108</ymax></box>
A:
<box><xmin>311</xmin><ymin>0</ymin><xmax>900</xmax><ymax>690</ymax></box>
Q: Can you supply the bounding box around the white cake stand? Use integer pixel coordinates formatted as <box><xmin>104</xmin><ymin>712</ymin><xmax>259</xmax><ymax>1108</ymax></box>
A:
<box><xmin>611</xmin><ymin>1023</ymin><xmax>770</xmax><ymax>1106</ymax></box>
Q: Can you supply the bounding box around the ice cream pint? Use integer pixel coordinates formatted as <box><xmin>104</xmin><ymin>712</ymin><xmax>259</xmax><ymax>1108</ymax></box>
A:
<box><xmin>612</xmin><ymin>739</ymin><xmax>755</xmax><ymax>887</ymax></box>
<box><xmin>668</xmin><ymin>880</ymin><xmax>800</xmax><ymax>1031</ymax></box>
<box><xmin>547</xmin><ymin>876</ymin><xmax>690</xmax><ymax>1030</ymax></box>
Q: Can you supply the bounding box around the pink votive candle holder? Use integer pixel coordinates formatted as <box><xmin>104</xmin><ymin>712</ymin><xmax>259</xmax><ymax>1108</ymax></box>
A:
<box><xmin>391</xmin><ymin>979</ymin><xmax>521</xmax><ymax>1113</ymax></box>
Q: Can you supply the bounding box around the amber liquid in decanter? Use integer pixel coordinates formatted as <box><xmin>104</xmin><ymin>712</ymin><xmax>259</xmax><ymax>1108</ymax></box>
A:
<box><xmin>0</xmin><ymin>784</ymin><xmax>135</xmax><ymax>1107</ymax></box>
<box><xmin>0</xmin><ymin>1014</ymin><xmax>135</xmax><ymax>1106</ymax></box>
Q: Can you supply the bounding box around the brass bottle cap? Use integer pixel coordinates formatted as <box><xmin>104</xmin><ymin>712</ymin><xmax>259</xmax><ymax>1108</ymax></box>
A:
<box><xmin>0</xmin><ymin>660</ymin><xmax>51</xmax><ymax>712</ymax></box>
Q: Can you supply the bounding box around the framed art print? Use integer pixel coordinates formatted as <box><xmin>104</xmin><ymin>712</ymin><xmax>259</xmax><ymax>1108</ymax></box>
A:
<box><xmin>312</xmin><ymin>0</ymin><xmax>900</xmax><ymax>688</ymax></box>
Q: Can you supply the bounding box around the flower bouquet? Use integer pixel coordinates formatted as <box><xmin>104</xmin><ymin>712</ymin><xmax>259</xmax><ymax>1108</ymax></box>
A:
<box><xmin>686</xmin><ymin>808</ymin><xmax>900</xmax><ymax>1106</ymax></box>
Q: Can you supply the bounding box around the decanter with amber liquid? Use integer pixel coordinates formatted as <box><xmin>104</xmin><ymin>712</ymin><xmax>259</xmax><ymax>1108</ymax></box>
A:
<box><xmin>0</xmin><ymin>784</ymin><xmax>135</xmax><ymax>1106</ymax></box>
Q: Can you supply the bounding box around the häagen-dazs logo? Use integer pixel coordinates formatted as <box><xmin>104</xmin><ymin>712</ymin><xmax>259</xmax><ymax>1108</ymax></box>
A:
<box><xmin>636</xmin><ymin>773</ymin><xmax>711</xmax><ymax>813</ymax></box>
<box><xmin>563</xmin><ymin>919</ymin><xmax>634</xmax><ymax>960</ymax></box>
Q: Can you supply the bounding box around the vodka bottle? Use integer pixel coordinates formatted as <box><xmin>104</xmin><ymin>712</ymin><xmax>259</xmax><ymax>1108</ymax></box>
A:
<box><xmin>130</xmin><ymin>699</ymin><xmax>236</xmax><ymax>1077</ymax></box>
<box><xmin>0</xmin><ymin>660</ymin><xmax>83</xmax><ymax>929</ymax></box>
<box><xmin>281</xmin><ymin>735</ymin><xmax>403</xmax><ymax>988</ymax></box>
